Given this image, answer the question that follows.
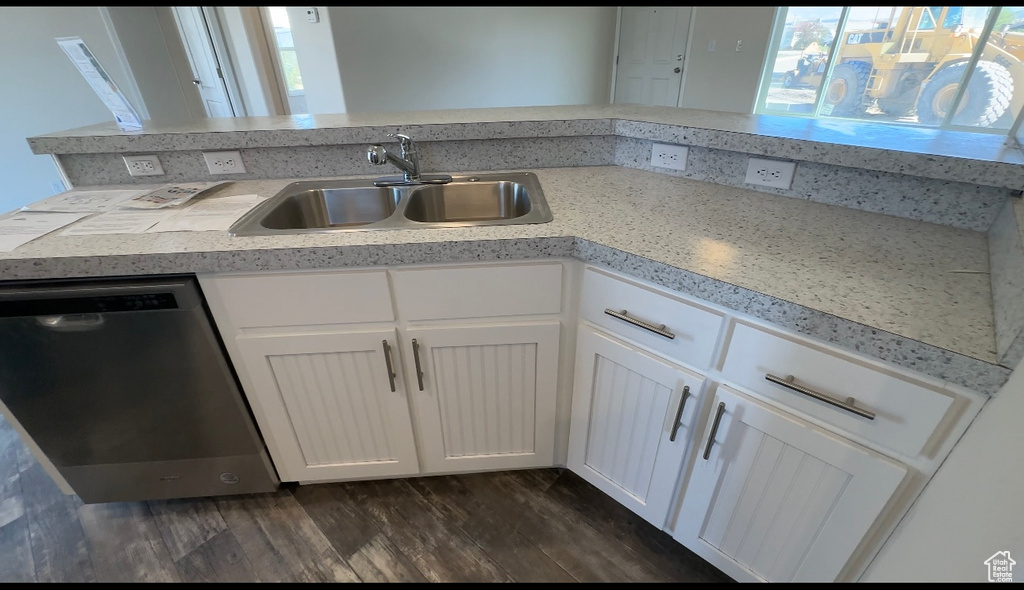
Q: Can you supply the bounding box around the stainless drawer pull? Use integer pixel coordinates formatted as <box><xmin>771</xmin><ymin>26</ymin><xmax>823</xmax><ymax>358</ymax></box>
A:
<box><xmin>703</xmin><ymin>402</ymin><xmax>726</xmax><ymax>460</ymax></box>
<box><xmin>382</xmin><ymin>340</ymin><xmax>397</xmax><ymax>392</ymax></box>
<box><xmin>669</xmin><ymin>385</ymin><xmax>690</xmax><ymax>442</ymax></box>
<box><xmin>604</xmin><ymin>309</ymin><xmax>675</xmax><ymax>339</ymax></box>
<box><xmin>765</xmin><ymin>374</ymin><xmax>876</xmax><ymax>420</ymax></box>
<box><xmin>411</xmin><ymin>338</ymin><xmax>425</xmax><ymax>391</ymax></box>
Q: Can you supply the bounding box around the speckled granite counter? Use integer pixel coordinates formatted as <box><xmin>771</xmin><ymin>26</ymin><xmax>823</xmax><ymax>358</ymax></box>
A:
<box><xmin>0</xmin><ymin>166</ymin><xmax>1007</xmax><ymax>394</ymax></box>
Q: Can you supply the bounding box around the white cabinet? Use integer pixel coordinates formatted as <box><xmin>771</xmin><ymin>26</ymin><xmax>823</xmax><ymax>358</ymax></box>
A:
<box><xmin>199</xmin><ymin>261</ymin><xmax>566</xmax><ymax>484</ymax></box>
<box><xmin>401</xmin><ymin>322</ymin><xmax>561</xmax><ymax>474</ymax></box>
<box><xmin>673</xmin><ymin>385</ymin><xmax>906</xmax><ymax>583</ymax></box>
<box><xmin>234</xmin><ymin>329</ymin><xmax>420</xmax><ymax>482</ymax></box>
<box><xmin>568</xmin><ymin>326</ymin><xmax>705</xmax><ymax>527</ymax></box>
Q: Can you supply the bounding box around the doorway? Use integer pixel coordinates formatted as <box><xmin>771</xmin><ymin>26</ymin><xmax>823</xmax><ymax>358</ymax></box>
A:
<box><xmin>613</xmin><ymin>7</ymin><xmax>693</xmax><ymax>107</ymax></box>
<box><xmin>261</xmin><ymin>7</ymin><xmax>308</xmax><ymax>115</ymax></box>
<box><xmin>172</xmin><ymin>6</ymin><xmax>238</xmax><ymax>117</ymax></box>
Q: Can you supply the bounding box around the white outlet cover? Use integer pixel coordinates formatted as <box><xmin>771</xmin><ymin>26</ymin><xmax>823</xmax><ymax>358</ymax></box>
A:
<box><xmin>651</xmin><ymin>143</ymin><xmax>689</xmax><ymax>171</ymax></box>
<box><xmin>744</xmin><ymin>157</ymin><xmax>796</xmax><ymax>189</ymax></box>
<box><xmin>123</xmin><ymin>155</ymin><xmax>164</xmax><ymax>177</ymax></box>
<box><xmin>203</xmin><ymin>151</ymin><xmax>246</xmax><ymax>175</ymax></box>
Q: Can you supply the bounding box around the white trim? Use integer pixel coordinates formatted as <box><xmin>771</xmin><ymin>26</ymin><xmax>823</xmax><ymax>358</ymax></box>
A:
<box><xmin>258</xmin><ymin>6</ymin><xmax>295</xmax><ymax>115</ymax></box>
<box><xmin>202</xmin><ymin>7</ymin><xmax>247</xmax><ymax>117</ymax></box>
<box><xmin>676</xmin><ymin>6</ymin><xmax>698</xmax><ymax>108</ymax></box>
<box><xmin>97</xmin><ymin>7</ymin><xmax>151</xmax><ymax>121</ymax></box>
<box><xmin>609</xmin><ymin>6</ymin><xmax>622</xmax><ymax>103</ymax></box>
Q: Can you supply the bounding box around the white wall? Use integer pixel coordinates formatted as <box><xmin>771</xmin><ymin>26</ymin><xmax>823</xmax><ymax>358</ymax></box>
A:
<box><xmin>862</xmin><ymin>358</ymin><xmax>1024</xmax><ymax>582</ymax></box>
<box><xmin>326</xmin><ymin>7</ymin><xmax>617</xmax><ymax>113</ymax></box>
<box><xmin>103</xmin><ymin>6</ymin><xmax>198</xmax><ymax>123</ymax></box>
<box><xmin>0</xmin><ymin>7</ymin><xmax>139</xmax><ymax>213</ymax></box>
<box><xmin>679</xmin><ymin>6</ymin><xmax>776</xmax><ymax>113</ymax></box>
<box><xmin>216</xmin><ymin>7</ymin><xmax>282</xmax><ymax>117</ymax></box>
<box><xmin>288</xmin><ymin>6</ymin><xmax>346</xmax><ymax>115</ymax></box>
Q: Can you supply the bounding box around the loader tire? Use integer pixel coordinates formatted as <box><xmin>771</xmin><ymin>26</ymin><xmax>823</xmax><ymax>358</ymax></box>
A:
<box><xmin>824</xmin><ymin>61</ymin><xmax>872</xmax><ymax>116</ymax></box>
<box><xmin>916</xmin><ymin>60</ymin><xmax>1013</xmax><ymax>127</ymax></box>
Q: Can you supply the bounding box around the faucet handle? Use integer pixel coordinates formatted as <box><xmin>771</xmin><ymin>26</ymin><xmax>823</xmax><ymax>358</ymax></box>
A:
<box><xmin>387</xmin><ymin>133</ymin><xmax>414</xmax><ymax>155</ymax></box>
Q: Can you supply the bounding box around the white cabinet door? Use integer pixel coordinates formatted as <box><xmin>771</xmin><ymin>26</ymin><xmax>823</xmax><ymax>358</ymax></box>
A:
<box><xmin>401</xmin><ymin>322</ymin><xmax>561</xmax><ymax>474</ymax></box>
<box><xmin>234</xmin><ymin>329</ymin><xmax>419</xmax><ymax>482</ymax></box>
<box><xmin>674</xmin><ymin>385</ymin><xmax>907</xmax><ymax>582</ymax></box>
<box><xmin>568</xmin><ymin>326</ymin><xmax>704</xmax><ymax>528</ymax></box>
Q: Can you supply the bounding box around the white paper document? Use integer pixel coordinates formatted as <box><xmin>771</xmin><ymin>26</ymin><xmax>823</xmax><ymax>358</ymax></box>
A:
<box><xmin>124</xmin><ymin>182</ymin><xmax>230</xmax><ymax>209</ymax></box>
<box><xmin>0</xmin><ymin>212</ymin><xmax>90</xmax><ymax>252</ymax></box>
<box><xmin>56</xmin><ymin>36</ymin><xmax>143</xmax><ymax>131</ymax></box>
<box><xmin>146</xmin><ymin>194</ymin><xmax>265</xmax><ymax>233</ymax></box>
<box><xmin>60</xmin><ymin>208</ymin><xmax>179</xmax><ymax>236</ymax></box>
<box><xmin>22</xmin><ymin>189</ymin><xmax>150</xmax><ymax>213</ymax></box>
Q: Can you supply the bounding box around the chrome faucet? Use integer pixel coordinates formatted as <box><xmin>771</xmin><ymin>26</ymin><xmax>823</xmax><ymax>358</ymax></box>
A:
<box><xmin>366</xmin><ymin>133</ymin><xmax>451</xmax><ymax>187</ymax></box>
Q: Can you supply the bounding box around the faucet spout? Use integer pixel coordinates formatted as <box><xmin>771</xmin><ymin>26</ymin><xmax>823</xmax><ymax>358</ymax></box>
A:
<box><xmin>365</xmin><ymin>133</ymin><xmax>451</xmax><ymax>187</ymax></box>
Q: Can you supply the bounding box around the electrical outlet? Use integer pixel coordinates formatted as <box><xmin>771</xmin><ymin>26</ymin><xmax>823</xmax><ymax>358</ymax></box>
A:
<box><xmin>203</xmin><ymin>151</ymin><xmax>246</xmax><ymax>175</ymax></box>
<box><xmin>744</xmin><ymin>157</ymin><xmax>796</xmax><ymax>189</ymax></box>
<box><xmin>123</xmin><ymin>155</ymin><xmax>164</xmax><ymax>177</ymax></box>
<box><xmin>651</xmin><ymin>143</ymin><xmax>689</xmax><ymax>171</ymax></box>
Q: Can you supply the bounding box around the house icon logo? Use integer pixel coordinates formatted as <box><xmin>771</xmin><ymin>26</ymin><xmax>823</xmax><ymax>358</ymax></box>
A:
<box><xmin>985</xmin><ymin>551</ymin><xmax>1015</xmax><ymax>582</ymax></box>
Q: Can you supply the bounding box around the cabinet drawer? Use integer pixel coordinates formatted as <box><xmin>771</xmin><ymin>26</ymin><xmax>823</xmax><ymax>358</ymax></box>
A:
<box><xmin>580</xmin><ymin>267</ymin><xmax>725</xmax><ymax>370</ymax></box>
<box><xmin>720</xmin><ymin>321</ymin><xmax>954</xmax><ymax>457</ymax></box>
<box><xmin>391</xmin><ymin>262</ymin><xmax>563</xmax><ymax>321</ymax></box>
<box><xmin>201</xmin><ymin>270</ymin><xmax>393</xmax><ymax>328</ymax></box>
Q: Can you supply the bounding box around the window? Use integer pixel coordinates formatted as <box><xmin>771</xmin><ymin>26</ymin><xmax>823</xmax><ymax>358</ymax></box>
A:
<box><xmin>757</xmin><ymin>6</ymin><xmax>1024</xmax><ymax>134</ymax></box>
<box><xmin>264</xmin><ymin>7</ymin><xmax>307</xmax><ymax>115</ymax></box>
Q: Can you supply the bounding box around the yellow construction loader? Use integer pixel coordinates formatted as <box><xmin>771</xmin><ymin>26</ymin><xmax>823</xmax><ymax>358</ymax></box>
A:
<box><xmin>783</xmin><ymin>6</ymin><xmax>1024</xmax><ymax>126</ymax></box>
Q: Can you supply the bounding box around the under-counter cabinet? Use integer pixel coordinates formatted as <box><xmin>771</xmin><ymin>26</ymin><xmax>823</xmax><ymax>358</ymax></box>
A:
<box><xmin>674</xmin><ymin>384</ymin><xmax>906</xmax><ymax>582</ymax></box>
<box><xmin>200</xmin><ymin>262</ymin><xmax>566</xmax><ymax>483</ymax></box>
<box><xmin>567</xmin><ymin>326</ymin><xmax>705</xmax><ymax>527</ymax></box>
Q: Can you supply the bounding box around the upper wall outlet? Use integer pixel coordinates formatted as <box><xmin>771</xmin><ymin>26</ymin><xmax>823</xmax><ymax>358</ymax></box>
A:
<box><xmin>123</xmin><ymin>155</ymin><xmax>164</xmax><ymax>177</ymax></box>
<box><xmin>203</xmin><ymin>151</ymin><xmax>247</xmax><ymax>175</ymax></box>
<box><xmin>651</xmin><ymin>143</ymin><xmax>689</xmax><ymax>171</ymax></box>
<box><xmin>744</xmin><ymin>157</ymin><xmax>796</xmax><ymax>190</ymax></box>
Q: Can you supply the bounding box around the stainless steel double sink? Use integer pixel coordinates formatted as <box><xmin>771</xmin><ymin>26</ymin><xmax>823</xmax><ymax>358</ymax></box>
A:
<box><xmin>229</xmin><ymin>172</ymin><xmax>552</xmax><ymax>236</ymax></box>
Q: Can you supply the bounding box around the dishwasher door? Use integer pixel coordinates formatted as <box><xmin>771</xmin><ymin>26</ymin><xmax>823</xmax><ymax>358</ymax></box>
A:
<box><xmin>0</xmin><ymin>276</ymin><xmax>278</xmax><ymax>503</ymax></box>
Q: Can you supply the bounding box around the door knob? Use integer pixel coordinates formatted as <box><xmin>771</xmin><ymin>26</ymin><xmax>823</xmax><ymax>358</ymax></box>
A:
<box><xmin>674</xmin><ymin>67</ymin><xmax>681</xmax><ymax>74</ymax></box>
<box><xmin>192</xmin><ymin>79</ymin><xmax>201</xmax><ymax>86</ymax></box>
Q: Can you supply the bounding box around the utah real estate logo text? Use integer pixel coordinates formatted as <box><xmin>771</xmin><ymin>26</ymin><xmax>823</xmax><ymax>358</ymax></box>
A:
<box><xmin>985</xmin><ymin>551</ymin><xmax>1015</xmax><ymax>582</ymax></box>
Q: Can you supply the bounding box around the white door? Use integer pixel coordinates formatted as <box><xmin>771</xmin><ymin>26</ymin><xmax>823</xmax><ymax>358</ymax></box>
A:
<box><xmin>234</xmin><ymin>329</ymin><xmax>420</xmax><ymax>482</ymax></box>
<box><xmin>613</xmin><ymin>6</ymin><xmax>692</xmax><ymax>106</ymax></box>
<box><xmin>173</xmin><ymin>6</ymin><xmax>236</xmax><ymax>117</ymax></box>
<box><xmin>674</xmin><ymin>385</ymin><xmax>907</xmax><ymax>582</ymax></box>
<box><xmin>401</xmin><ymin>322</ymin><xmax>561</xmax><ymax>474</ymax></box>
<box><xmin>567</xmin><ymin>326</ymin><xmax>704</xmax><ymax>528</ymax></box>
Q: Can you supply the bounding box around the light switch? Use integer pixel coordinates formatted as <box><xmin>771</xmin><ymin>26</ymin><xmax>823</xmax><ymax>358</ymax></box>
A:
<box><xmin>707</xmin><ymin>39</ymin><xmax>716</xmax><ymax>52</ymax></box>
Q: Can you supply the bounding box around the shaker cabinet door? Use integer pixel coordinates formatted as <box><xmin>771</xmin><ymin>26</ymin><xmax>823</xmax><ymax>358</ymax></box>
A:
<box><xmin>673</xmin><ymin>385</ymin><xmax>907</xmax><ymax>582</ymax></box>
<box><xmin>235</xmin><ymin>329</ymin><xmax>420</xmax><ymax>482</ymax></box>
<box><xmin>402</xmin><ymin>321</ymin><xmax>561</xmax><ymax>474</ymax></box>
<box><xmin>568</xmin><ymin>326</ymin><xmax>704</xmax><ymax>528</ymax></box>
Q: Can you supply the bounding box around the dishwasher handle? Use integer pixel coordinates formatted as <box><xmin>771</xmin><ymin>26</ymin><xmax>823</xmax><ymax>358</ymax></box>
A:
<box><xmin>35</xmin><ymin>314</ymin><xmax>105</xmax><ymax>331</ymax></box>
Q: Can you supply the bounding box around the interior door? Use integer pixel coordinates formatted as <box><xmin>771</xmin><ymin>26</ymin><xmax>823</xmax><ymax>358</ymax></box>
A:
<box><xmin>173</xmin><ymin>6</ymin><xmax>236</xmax><ymax>117</ymax></box>
<box><xmin>613</xmin><ymin>7</ymin><xmax>692</xmax><ymax>106</ymax></box>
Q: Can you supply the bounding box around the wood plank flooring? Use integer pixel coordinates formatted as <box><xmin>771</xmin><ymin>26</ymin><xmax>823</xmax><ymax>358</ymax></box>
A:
<box><xmin>0</xmin><ymin>415</ymin><xmax>732</xmax><ymax>583</ymax></box>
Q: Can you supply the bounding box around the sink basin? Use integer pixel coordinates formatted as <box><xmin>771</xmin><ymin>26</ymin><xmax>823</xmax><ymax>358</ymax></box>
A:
<box><xmin>229</xmin><ymin>172</ymin><xmax>552</xmax><ymax>236</ymax></box>
<box><xmin>259</xmin><ymin>185</ymin><xmax>400</xmax><ymax>229</ymax></box>
<box><xmin>403</xmin><ymin>180</ymin><xmax>532</xmax><ymax>223</ymax></box>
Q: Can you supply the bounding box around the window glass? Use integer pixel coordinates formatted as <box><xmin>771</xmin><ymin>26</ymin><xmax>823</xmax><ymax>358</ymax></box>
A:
<box><xmin>758</xmin><ymin>6</ymin><xmax>1024</xmax><ymax>134</ymax></box>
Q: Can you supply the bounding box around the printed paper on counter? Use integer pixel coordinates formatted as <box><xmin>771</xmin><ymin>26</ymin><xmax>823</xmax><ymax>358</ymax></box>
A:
<box><xmin>56</xmin><ymin>36</ymin><xmax>143</xmax><ymax>132</ymax></box>
<box><xmin>0</xmin><ymin>212</ymin><xmax>90</xmax><ymax>252</ymax></box>
<box><xmin>60</xmin><ymin>208</ymin><xmax>180</xmax><ymax>236</ymax></box>
<box><xmin>145</xmin><ymin>194</ymin><xmax>265</xmax><ymax>233</ymax></box>
<box><xmin>124</xmin><ymin>182</ymin><xmax>230</xmax><ymax>209</ymax></box>
<box><xmin>22</xmin><ymin>189</ymin><xmax>151</xmax><ymax>213</ymax></box>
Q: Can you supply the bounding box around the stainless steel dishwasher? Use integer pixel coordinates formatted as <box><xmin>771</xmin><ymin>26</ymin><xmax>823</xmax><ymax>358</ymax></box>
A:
<box><xmin>0</xmin><ymin>275</ymin><xmax>279</xmax><ymax>504</ymax></box>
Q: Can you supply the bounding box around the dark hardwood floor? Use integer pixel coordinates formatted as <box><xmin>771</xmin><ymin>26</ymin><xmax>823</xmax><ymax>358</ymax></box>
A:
<box><xmin>0</xmin><ymin>415</ymin><xmax>732</xmax><ymax>583</ymax></box>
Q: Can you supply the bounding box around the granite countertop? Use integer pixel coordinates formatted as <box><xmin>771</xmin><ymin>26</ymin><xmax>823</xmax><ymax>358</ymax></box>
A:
<box><xmin>28</xmin><ymin>104</ymin><xmax>1024</xmax><ymax>191</ymax></box>
<box><xmin>0</xmin><ymin>166</ymin><xmax>1002</xmax><ymax>394</ymax></box>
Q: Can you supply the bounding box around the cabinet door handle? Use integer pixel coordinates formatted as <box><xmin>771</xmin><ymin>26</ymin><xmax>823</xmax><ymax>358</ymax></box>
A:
<box><xmin>603</xmin><ymin>309</ymin><xmax>675</xmax><ymax>339</ymax></box>
<box><xmin>669</xmin><ymin>385</ymin><xmax>690</xmax><ymax>442</ymax></box>
<box><xmin>411</xmin><ymin>338</ymin><xmax>425</xmax><ymax>391</ymax></box>
<box><xmin>765</xmin><ymin>373</ymin><xmax>876</xmax><ymax>420</ymax></box>
<box><xmin>702</xmin><ymin>402</ymin><xmax>726</xmax><ymax>460</ymax></box>
<box><xmin>381</xmin><ymin>340</ymin><xmax>397</xmax><ymax>392</ymax></box>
